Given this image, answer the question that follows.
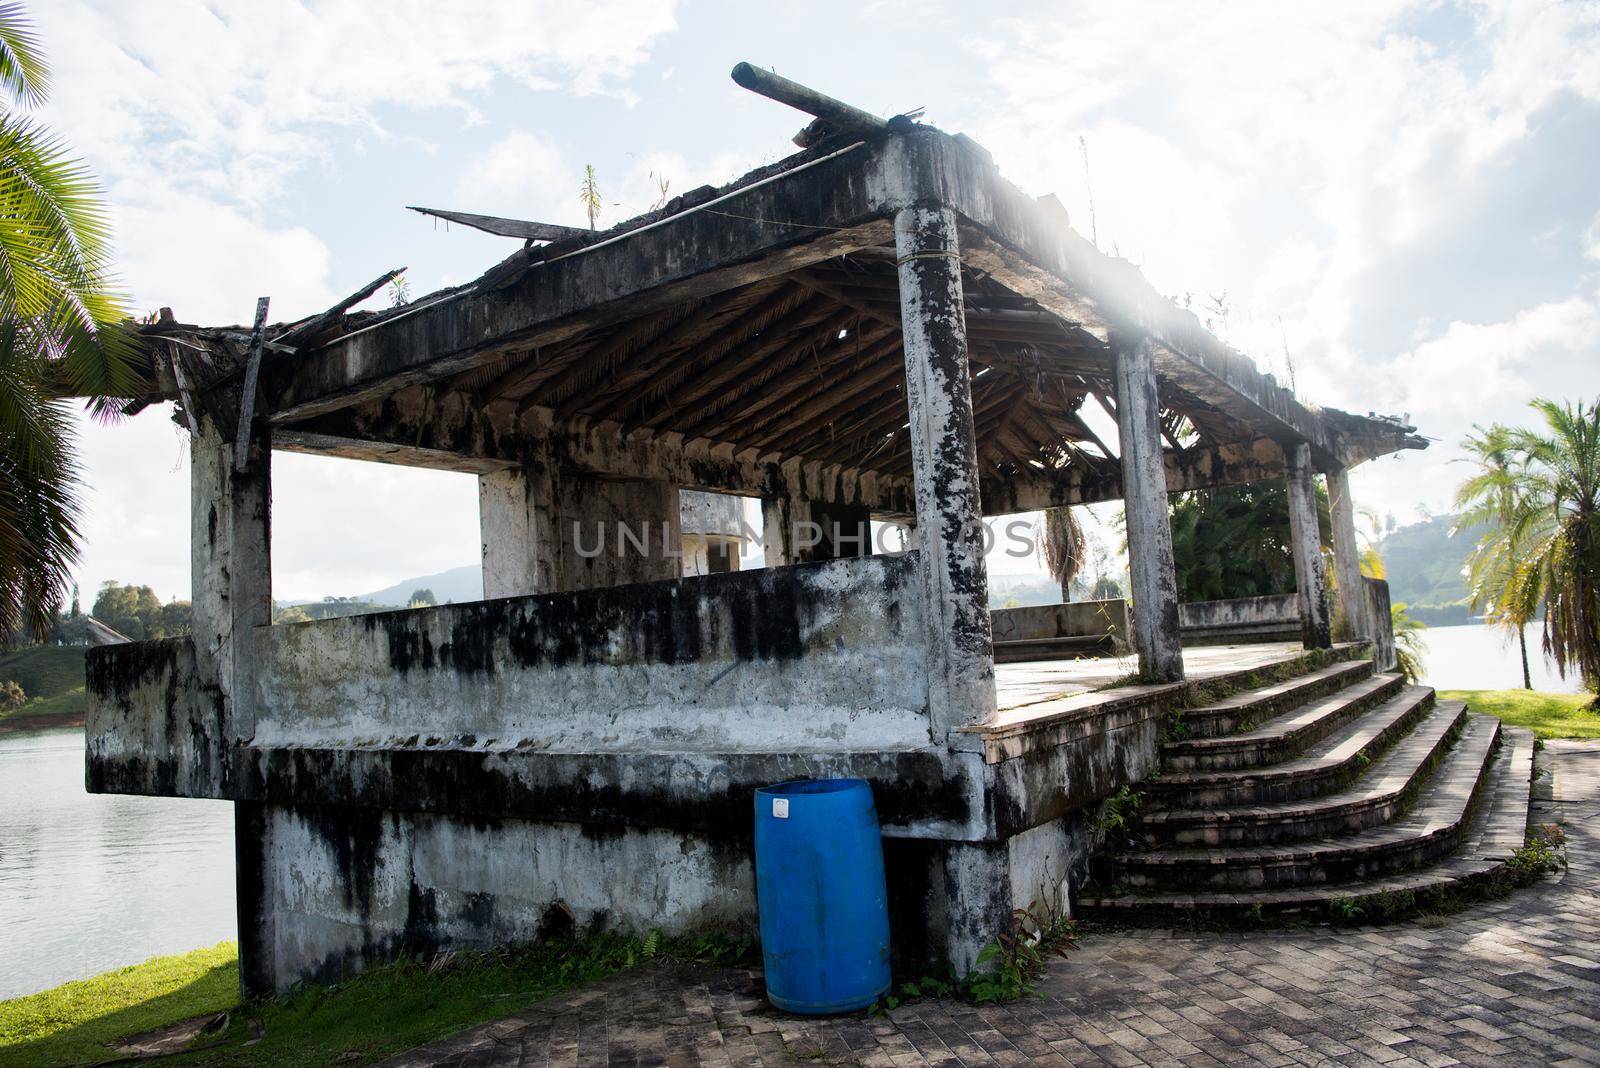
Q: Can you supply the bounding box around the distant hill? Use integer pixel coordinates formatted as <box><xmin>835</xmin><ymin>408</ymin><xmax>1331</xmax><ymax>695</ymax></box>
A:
<box><xmin>285</xmin><ymin>564</ymin><xmax>483</xmax><ymax>610</ymax></box>
<box><xmin>0</xmin><ymin>645</ymin><xmax>87</xmax><ymax>732</ymax></box>
<box><xmin>359</xmin><ymin>565</ymin><xmax>482</xmax><ymax>606</ymax></box>
<box><xmin>1374</xmin><ymin>514</ymin><xmax>1480</xmax><ymax>625</ymax></box>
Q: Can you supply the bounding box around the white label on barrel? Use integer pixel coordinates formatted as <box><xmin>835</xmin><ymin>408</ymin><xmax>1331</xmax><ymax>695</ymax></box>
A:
<box><xmin>772</xmin><ymin>798</ymin><xmax>790</xmax><ymax>819</ymax></box>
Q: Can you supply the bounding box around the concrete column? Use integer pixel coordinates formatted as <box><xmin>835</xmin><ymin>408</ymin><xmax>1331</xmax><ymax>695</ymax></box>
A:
<box><xmin>189</xmin><ymin>417</ymin><xmax>271</xmax><ymax>775</ymax></box>
<box><xmin>1111</xmin><ymin>331</ymin><xmax>1184</xmax><ymax>681</ymax></box>
<box><xmin>478</xmin><ymin>459</ymin><xmax>559</xmax><ymax>598</ymax></box>
<box><xmin>893</xmin><ymin>204</ymin><xmax>996</xmax><ymax>736</ymax></box>
<box><xmin>1327</xmin><ymin>465</ymin><xmax>1372</xmax><ymax>643</ymax></box>
<box><xmin>189</xmin><ymin>415</ymin><xmax>272</xmax><ymax>996</ymax></box>
<box><xmin>558</xmin><ymin>476</ymin><xmax>682</xmax><ymax>591</ymax></box>
<box><xmin>1286</xmin><ymin>442</ymin><xmax>1333</xmax><ymax>649</ymax></box>
<box><xmin>761</xmin><ymin>495</ymin><xmax>802</xmax><ymax>567</ymax></box>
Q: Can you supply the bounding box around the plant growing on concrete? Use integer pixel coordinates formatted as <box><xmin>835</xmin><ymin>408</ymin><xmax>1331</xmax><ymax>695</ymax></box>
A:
<box><xmin>1094</xmin><ymin>784</ymin><xmax>1144</xmax><ymax>841</ymax></box>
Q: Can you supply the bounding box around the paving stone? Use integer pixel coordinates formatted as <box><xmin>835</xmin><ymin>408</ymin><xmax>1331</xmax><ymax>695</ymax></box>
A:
<box><xmin>378</xmin><ymin>742</ymin><xmax>1600</xmax><ymax>1067</ymax></box>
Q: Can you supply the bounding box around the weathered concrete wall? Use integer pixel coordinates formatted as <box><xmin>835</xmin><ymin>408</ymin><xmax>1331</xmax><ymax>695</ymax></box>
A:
<box><xmin>254</xmin><ymin>554</ymin><xmax>931</xmax><ymax>753</ymax></box>
<box><xmin>558</xmin><ymin>475</ymin><xmax>682</xmax><ymax>590</ymax></box>
<box><xmin>990</xmin><ymin>599</ymin><xmax>1129</xmax><ymax>644</ymax></box>
<box><xmin>1179</xmin><ymin>594</ymin><xmax>1301</xmax><ymax>645</ymax></box>
<box><xmin>84</xmin><ymin>637</ymin><xmax>212</xmax><ymax>797</ymax></box>
<box><xmin>679</xmin><ymin>490</ymin><xmax>747</xmax><ymax>537</ymax></box>
<box><xmin>1365</xmin><ymin>577</ymin><xmax>1396</xmax><ymax>672</ymax></box>
<box><xmin>250</xmin><ymin>802</ymin><xmax>753</xmax><ymax>992</ymax></box>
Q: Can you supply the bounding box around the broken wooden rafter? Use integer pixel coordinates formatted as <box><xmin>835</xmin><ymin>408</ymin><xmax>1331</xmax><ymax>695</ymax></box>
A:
<box><xmin>274</xmin><ymin>267</ymin><xmax>407</xmax><ymax>350</ymax></box>
<box><xmin>234</xmin><ymin>296</ymin><xmax>271</xmax><ymax>472</ymax></box>
<box><xmin>731</xmin><ymin>62</ymin><xmax>893</xmax><ymax>148</ymax></box>
<box><xmin>407</xmin><ymin>207</ymin><xmax>591</xmax><ymax>243</ymax></box>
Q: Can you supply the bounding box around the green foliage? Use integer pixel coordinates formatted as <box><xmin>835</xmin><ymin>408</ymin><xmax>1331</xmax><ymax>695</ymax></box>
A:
<box><xmin>965</xmin><ymin>900</ymin><xmax>1078</xmax><ymax>1004</ymax></box>
<box><xmin>91</xmin><ymin>581</ymin><xmax>190</xmax><ymax>640</ymax></box>
<box><xmin>0</xmin><ymin>676</ymin><xmax>22</xmax><ymax>711</ymax></box>
<box><xmin>1162</xmin><ymin>707</ymin><xmax>1191</xmax><ymax>742</ymax></box>
<box><xmin>1094</xmin><ymin>785</ymin><xmax>1143</xmax><ymax>841</ymax></box>
<box><xmin>1505</xmin><ymin>823</ymin><xmax>1566</xmax><ymax>886</ymax></box>
<box><xmin>1328</xmin><ymin>897</ymin><xmax>1363</xmax><ymax>924</ymax></box>
<box><xmin>1373</xmin><ymin>513</ymin><xmax>1478</xmax><ymax>624</ymax></box>
<box><xmin>407</xmin><ymin>587</ymin><xmax>437</xmax><ymax>607</ymax></box>
<box><xmin>1168</xmin><ymin>482</ymin><xmax>1330</xmax><ymax>603</ymax></box>
<box><xmin>1440</xmin><ymin>689</ymin><xmax>1600</xmax><ymax>740</ymax></box>
<box><xmin>1455</xmin><ymin>399</ymin><xmax>1600</xmax><ymax>697</ymax></box>
<box><xmin>0</xmin><ymin>5</ymin><xmax>142</xmax><ymax>641</ymax></box>
<box><xmin>1391</xmin><ymin>601</ymin><xmax>1427</xmax><ymax>683</ymax></box>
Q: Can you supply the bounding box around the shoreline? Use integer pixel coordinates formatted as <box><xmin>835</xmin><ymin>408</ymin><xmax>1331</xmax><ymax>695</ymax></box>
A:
<box><xmin>0</xmin><ymin>711</ymin><xmax>83</xmax><ymax>736</ymax></box>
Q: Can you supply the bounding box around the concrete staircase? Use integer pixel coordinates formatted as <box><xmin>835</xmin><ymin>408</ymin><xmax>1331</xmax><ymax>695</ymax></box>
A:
<box><xmin>1078</xmin><ymin>654</ymin><xmax>1538</xmax><ymax>924</ymax></box>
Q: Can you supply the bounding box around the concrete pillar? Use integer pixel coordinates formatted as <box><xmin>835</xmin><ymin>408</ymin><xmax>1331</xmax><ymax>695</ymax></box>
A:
<box><xmin>893</xmin><ymin>204</ymin><xmax>996</xmax><ymax>736</ymax></box>
<box><xmin>1286</xmin><ymin>442</ymin><xmax>1333</xmax><ymax>649</ymax></box>
<box><xmin>478</xmin><ymin>460</ymin><xmax>558</xmax><ymax>598</ymax></box>
<box><xmin>761</xmin><ymin>495</ymin><xmax>799</xmax><ymax>567</ymax></box>
<box><xmin>189</xmin><ymin>416</ymin><xmax>273</xmax><ymax>996</ymax></box>
<box><xmin>1111</xmin><ymin>331</ymin><xmax>1184</xmax><ymax>682</ymax></box>
<box><xmin>1327</xmin><ymin>465</ymin><xmax>1372</xmax><ymax>643</ymax></box>
<box><xmin>558</xmin><ymin>476</ymin><xmax>682</xmax><ymax>591</ymax></box>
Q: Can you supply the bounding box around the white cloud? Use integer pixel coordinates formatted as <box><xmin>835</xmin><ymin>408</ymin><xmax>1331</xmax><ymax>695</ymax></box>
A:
<box><xmin>963</xmin><ymin>0</ymin><xmax>1600</xmax><ymax>521</ymax></box>
<box><xmin>117</xmin><ymin>199</ymin><xmax>334</xmax><ymax>324</ymax></box>
<box><xmin>455</xmin><ymin>131</ymin><xmax>575</xmax><ymax>225</ymax></box>
<box><xmin>1377</xmin><ymin>292</ymin><xmax>1600</xmax><ymax>421</ymax></box>
<box><xmin>37</xmin><ymin>1</ymin><xmax>680</xmax><ymax>210</ymax></box>
<box><xmin>35</xmin><ymin>0</ymin><xmax>680</xmax><ymax>600</ymax></box>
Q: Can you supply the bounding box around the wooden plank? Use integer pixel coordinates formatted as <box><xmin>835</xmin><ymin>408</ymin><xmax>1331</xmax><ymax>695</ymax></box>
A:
<box><xmin>275</xmin><ymin>268</ymin><xmax>405</xmax><ymax>349</ymax></box>
<box><xmin>234</xmin><ymin>296</ymin><xmax>271</xmax><ymax>472</ymax></box>
<box><xmin>408</xmin><ymin>206</ymin><xmax>591</xmax><ymax>242</ymax></box>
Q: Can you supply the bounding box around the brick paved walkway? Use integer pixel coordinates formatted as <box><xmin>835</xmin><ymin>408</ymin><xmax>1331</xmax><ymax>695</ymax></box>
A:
<box><xmin>382</xmin><ymin>742</ymin><xmax>1600</xmax><ymax>1067</ymax></box>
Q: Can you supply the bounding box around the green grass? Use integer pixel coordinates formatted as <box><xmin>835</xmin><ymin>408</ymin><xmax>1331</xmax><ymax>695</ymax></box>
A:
<box><xmin>0</xmin><ymin>943</ymin><xmax>239</xmax><ymax>1067</ymax></box>
<box><xmin>0</xmin><ymin>646</ymin><xmax>88</xmax><ymax>729</ymax></box>
<box><xmin>0</xmin><ymin>931</ymin><xmax>753</xmax><ymax>1067</ymax></box>
<box><xmin>0</xmin><ymin>645</ymin><xmax>86</xmax><ymax>700</ymax></box>
<box><xmin>1442</xmin><ymin>688</ymin><xmax>1600</xmax><ymax>740</ymax></box>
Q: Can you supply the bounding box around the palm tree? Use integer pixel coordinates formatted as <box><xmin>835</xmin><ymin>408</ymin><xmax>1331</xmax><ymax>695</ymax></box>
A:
<box><xmin>1038</xmin><ymin>506</ymin><xmax>1084</xmax><ymax>603</ymax></box>
<box><xmin>1456</xmin><ymin>424</ymin><xmax>1536</xmax><ymax>689</ymax></box>
<box><xmin>0</xmin><ymin>4</ymin><xmax>139</xmax><ymax>639</ymax></box>
<box><xmin>1455</xmin><ymin>399</ymin><xmax>1600</xmax><ymax>700</ymax></box>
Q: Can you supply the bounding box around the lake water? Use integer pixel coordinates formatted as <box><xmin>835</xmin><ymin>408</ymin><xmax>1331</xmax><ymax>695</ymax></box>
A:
<box><xmin>0</xmin><ymin>728</ymin><xmax>236</xmax><ymax>1001</ymax></box>
<box><xmin>1416</xmin><ymin>622</ymin><xmax>1586</xmax><ymax>693</ymax></box>
<box><xmin>0</xmin><ymin>622</ymin><xmax>1584</xmax><ymax>1002</ymax></box>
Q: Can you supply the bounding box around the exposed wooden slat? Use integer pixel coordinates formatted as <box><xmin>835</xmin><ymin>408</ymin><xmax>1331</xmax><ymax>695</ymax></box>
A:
<box><xmin>687</xmin><ymin>322</ymin><xmax>898</xmax><ymax>442</ymax></box>
<box><xmin>570</xmin><ymin>282</ymin><xmax>788</xmax><ymax>420</ymax></box>
<box><xmin>597</xmin><ymin>284</ymin><xmax>812</xmax><ymax>425</ymax></box>
<box><xmin>638</xmin><ymin>303</ymin><xmax>849</xmax><ymax>431</ymax></box>
<box><xmin>408</xmin><ymin>206</ymin><xmax>592</xmax><ymax>242</ymax></box>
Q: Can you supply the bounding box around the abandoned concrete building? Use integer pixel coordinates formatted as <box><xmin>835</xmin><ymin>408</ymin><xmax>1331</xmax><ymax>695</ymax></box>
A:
<box><xmin>84</xmin><ymin>67</ymin><xmax>1537</xmax><ymax>996</ymax></box>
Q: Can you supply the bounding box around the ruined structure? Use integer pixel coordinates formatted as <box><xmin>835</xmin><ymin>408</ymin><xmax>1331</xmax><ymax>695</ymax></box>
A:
<box><xmin>81</xmin><ymin>67</ymin><xmax>1534</xmax><ymax>997</ymax></box>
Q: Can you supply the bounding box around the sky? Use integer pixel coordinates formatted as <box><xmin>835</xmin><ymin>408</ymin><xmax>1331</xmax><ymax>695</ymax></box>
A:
<box><xmin>34</xmin><ymin>0</ymin><xmax>1600</xmax><ymax>604</ymax></box>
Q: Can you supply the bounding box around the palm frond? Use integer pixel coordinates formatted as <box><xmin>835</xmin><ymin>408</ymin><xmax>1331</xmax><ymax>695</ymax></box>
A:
<box><xmin>0</xmin><ymin>3</ymin><xmax>48</xmax><ymax>109</ymax></box>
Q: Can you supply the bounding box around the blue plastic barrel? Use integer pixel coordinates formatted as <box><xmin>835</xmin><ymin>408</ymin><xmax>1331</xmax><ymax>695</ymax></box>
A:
<box><xmin>753</xmin><ymin>778</ymin><xmax>891</xmax><ymax>1014</ymax></box>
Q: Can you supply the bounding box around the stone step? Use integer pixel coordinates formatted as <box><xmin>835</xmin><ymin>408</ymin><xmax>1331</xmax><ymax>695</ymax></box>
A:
<box><xmin>1077</xmin><ymin>724</ymin><xmax>1536</xmax><ymax>925</ymax></box>
<box><xmin>1181</xmin><ymin>658</ymin><xmax>1376</xmax><ymax>740</ymax></box>
<box><xmin>1104</xmin><ymin>714</ymin><xmax>1501</xmax><ymax>893</ymax></box>
<box><xmin>1138</xmin><ymin>702</ymin><xmax>1468</xmax><ymax>848</ymax></box>
<box><xmin>1163</xmin><ymin>672</ymin><xmax>1403</xmax><ymax>772</ymax></box>
<box><xmin>1143</xmin><ymin>684</ymin><xmax>1438</xmax><ymax>809</ymax></box>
